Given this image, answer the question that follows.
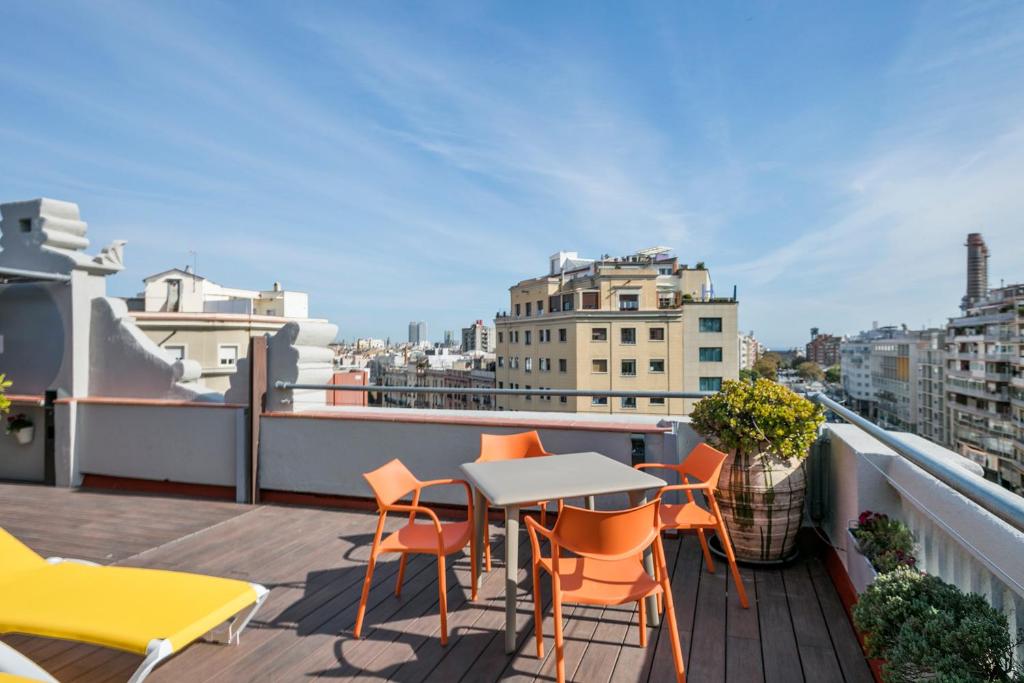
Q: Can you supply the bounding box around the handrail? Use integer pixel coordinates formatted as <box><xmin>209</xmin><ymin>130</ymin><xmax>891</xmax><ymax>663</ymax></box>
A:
<box><xmin>808</xmin><ymin>392</ymin><xmax>1024</xmax><ymax>534</ymax></box>
<box><xmin>274</xmin><ymin>382</ymin><xmax>713</xmax><ymax>400</ymax></box>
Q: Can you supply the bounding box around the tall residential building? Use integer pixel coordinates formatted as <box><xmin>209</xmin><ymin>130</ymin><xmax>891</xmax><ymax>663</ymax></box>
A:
<box><xmin>962</xmin><ymin>233</ymin><xmax>989</xmax><ymax>311</ymax></box>
<box><xmin>946</xmin><ymin>282</ymin><xmax>1023</xmax><ymax>492</ymax></box>
<box><xmin>408</xmin><ymin>321</ymin><xmax>428</xmax><ymax>345</ymax></box>
<box><xmin>461</xmin><ymin>320</ymin><xmax>495</xmax><ymax>353</ymax></box>
<box><xmin>126</xmin><ymin>268</ymin><xmax>326</xmax><ymax>392</ymax></box>
<box><xmin>738</xmin><ymin>330</ymin><xmax>767</xmax><ymax>370</ymax></box>
<box><xmin>494</xmin><ymin>248</ymin><xmax>738</xmax><ymax>415</ymax></box>
<box><xmin>840</xmin><ymin>329</ymin><xmax>882</xmax><ymax>420</ymax></box>
<box><xmin>806</xmin><ymin>331</ymin><xmax>841</xmax><ymax>367</ymax></box>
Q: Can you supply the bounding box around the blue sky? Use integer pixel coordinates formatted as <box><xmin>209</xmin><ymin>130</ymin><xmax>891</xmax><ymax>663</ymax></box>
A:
<box><xmin>2</xmin><ymin>1</ymin><xmax>1023</xmax><ymax>348</ymax></box>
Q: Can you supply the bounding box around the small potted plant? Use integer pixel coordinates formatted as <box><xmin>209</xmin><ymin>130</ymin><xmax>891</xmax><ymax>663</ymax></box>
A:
<box><xmin>6</xmin><ymin>413</ymin><xmax>34</xmax><ymax>445</ymax></box>
<box><xmin>690</xmin><ymin>378</ymin><xmax>824</xmax><ymax>562</ymax></box>
<box><xmin>847</xmin><ymin>510</ymin><xmax>917</xmax><ymax>593</ymax></box>
<box><xmin>853</xmin><ymin>568</ymin><xmax>1023</xmax><ymax>682</ymax></box>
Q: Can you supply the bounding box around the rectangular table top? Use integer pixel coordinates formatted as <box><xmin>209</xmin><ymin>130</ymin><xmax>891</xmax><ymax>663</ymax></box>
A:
<box><xmin>460</xmin><ymin>451</ymin><xmax>666</xmax><ymax>506</ymax></box>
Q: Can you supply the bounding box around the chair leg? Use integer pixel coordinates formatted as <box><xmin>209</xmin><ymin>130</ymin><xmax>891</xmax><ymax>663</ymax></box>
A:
<box><xmin>532</xmin><ymin>564</ymin><xmax>544</xmax><ymax>658</ymax></box>
<box><xmin>470</xmin><ymin>526</ymin><xmax>479</xmax><ymax>602</ymax></box>
<box><xmin>353</xmin><ymin>552</ymin><xmax>377</xmax><ymax>639</ymax></box>
<box><xmin>437</xmin><ymin>554</ymin><xmax>449</xmax><ymax>646</ymax></box>
<box><xmin>395</xmin><ymin>552</ymin><xmax>408</xmax><ymax>597</ymax></box>
<box><xmin>552</xmin><ymin>591</ymin><xmax>565</xmax><ymax>683</ymax></box>
<box><xmin>717</xmin><ymin>520</ymin><xmax>749</xmax><ymax>609</ymax></box>
<box><xmin>485</xmin><ymin>534</ymin><xmax>492</xmax><ymax>573</ymax></box>
<box><xmin>696</xmin><ymin>529</ymin><xmax>716</xmax><ymax>573</ymax></box>
<box><xmin>638</xmin><ymin>598</ymin><xmax>647</xmax><ymax>647</ymax></box>
<box><xmin>660</xmin><ymin>579</ymin><xmax>687</xmax><ymax>683</ymax></box>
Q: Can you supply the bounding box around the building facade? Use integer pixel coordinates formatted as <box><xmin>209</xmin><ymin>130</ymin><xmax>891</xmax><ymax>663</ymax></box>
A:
<box><xmin>806</xmin><ymin>331</ymin><xmax>841</xmax><ymax>368</ymax></box>
<box><xmin>127</xmin><ymin>269</ymin><xmax>326</xmax><ymax>392</ymax></box>
<box><xmin>946</xmin><ymin>283</ymin><xmax>1023</xmax><ymax>491</ymax></box>
<box><xmin>408</xmin><ymin>321</ymin><xmax>428</xmax><ymax>345</ymax></box>
<box><xmin>738</xmin><ymin>331</ymin><xmax>767</xmax><ymax>370</ymax></box>
<box><xmin>494</xmin><ymin>249</ymin><xmax>738</xmax><ymax>415</ymax></box>
<box><xmin>461</xmin><ymin>320</ymin><xmax>495</xmax><ymax>353</ymax></box>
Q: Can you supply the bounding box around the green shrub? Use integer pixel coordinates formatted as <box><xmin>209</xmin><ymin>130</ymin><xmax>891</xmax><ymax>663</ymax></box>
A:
<box><xmin>690</xmin><ymin>378</ymin><xmax>823</xmax><ymax>464</ymax></box>
<box><xmin>853</xmin><ymin>568</ymin><xmax>1023</xmax><ymax>682</ymax></box>
<box><xmin>0</xmin><ymin>373</ymin><xmax>11</xmax><ymax>414</ymax></box>
<box><xmin>852</xmin><ymin>511</ymin><xmax>917</xmax><ymax>573</ymax></box>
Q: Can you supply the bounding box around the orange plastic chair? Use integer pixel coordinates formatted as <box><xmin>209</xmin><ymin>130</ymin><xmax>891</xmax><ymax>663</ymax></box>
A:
<box><xmin>477</xmin><ymin>431</ymin><xmax>553</xmax><ymax>572</ymax></box>
<box><xmin>526</xmin><ymin>501</ymin><xmax>685</xmax><ymax>683</ymax></box>
<box><xmin>636</xmin><ymin>443</ymin><xmax>749</xmax><ymax>609</ymax></box>
<box><xmin>353</xmin><ymin>459</ymin><xmax>477</xmax><ymax>646</ymax></box>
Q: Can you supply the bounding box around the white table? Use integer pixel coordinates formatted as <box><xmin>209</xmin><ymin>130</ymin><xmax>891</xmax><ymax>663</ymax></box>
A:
<box><xmin>460</xmin><ymin>452</ymin><xmax>667</xmax><ymax>654</ymax></box>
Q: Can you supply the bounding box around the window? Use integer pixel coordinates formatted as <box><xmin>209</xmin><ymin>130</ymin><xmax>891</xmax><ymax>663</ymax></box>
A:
<box><xmin>560</xmin><ymin>395</ymin><xmax>567</xmax><ymax>404</ymax></box>
<box><xmin>218</xmin><ymin>345</ymin><xmax>239</xmax><ymax>367</ymax></box>
<box><xmin>658</xmin><ymin>292</ymin><xmax>674</xmax><ymax>309</ymax></box>
<box><xmin>699</xmin><ymin>317</ymin><xmax>722</xmax><ymax>332</ymax></box>
<box><xmin>524</xmin><ymin>330</ymin><xmax>532</xmax><ymax>345</ymax></box>
<box><xmin>699</xmin><ymin>347</ymin><xmax>723</xmax><ymax>362</ymax></box>
<box><xmin>515</xmin><ymin>303</ymin><xmax>521</xmax><ymax>317</ymax></box>
<box><xmin>512</xmin><ymin>356</ymin><xmax>519</xmax><ymax>368</ymax></box>
<box><xmin>540</xmin><ymin>329</ymin><xmax>550</xmax><ymax>343</ymax></box>
<box><xmin>512</xmin><ymin>330</ymin><xmax>519</xmax><ymax>343</ymax></box>
<box><xmin>525</xmin><ymin>385</ymin><xmax>532</xmax><ymax>401</ymax></box>
<box><xmin>592</xmin><ymin>359</ymin><xmax>608</xmax><ymax>373</ymax></box>
<box><xmin>621</xmin><ymin>328</ymin><xmax>636</xmax><ymax>345</ymax></box>
<box><xmin>592</xmin><ymin>327</ymin><xmax>608</xmax><ymax>341</ymax></box>
<box><xmin>658</xmin><ymin>266</ymin><xmax>673</xmax><ymax>276</ymax></box>
<box><xmin>562</xmin><ymin>294</ymin><xmax>574</xmax><ymax>311</ymax></box>
<box><xmin>558</xmin><ymin>328</ymin><xmax>567</xmax><ymax>342</ymax></box>
<box><xmin>498</xmin><ymin>331</ymin><xmax>504</xmax><ymax>343</ymax></box>
<box><xmin>498</xmin><ymin>381</ymin><xmax>504</xmax><ymax>389</ymax></box>
<box><xmin>164</xmin><ymin>344</ymin><xmax>185</xmax><ymax>361</ymax></box>
<box><xmin>540</xmin><ymin>358</ymin><xmax>550</xmax><ymax>372</ymax></box>
<box><xmin>549</xmin><ymin>295</ymin><xmax>561</xmax><ymax>312</ymax></box>
<box><xmin>619</xmin><ymin>293</ymin><xmax>639</xmax><ymax>310</ymax></box>
<box><xmin>649</xmin><ymin>397</ymin><xmax>666</xmax><ymax>406</ymax></box>
<box><xmin>537</xmin><ymin>300</ymin><xmax>544</xmax><ymax>315</ymax></box>
<box><xmin>649</xmin><ymin>359</ymin><xmax>665</xmax><ymax>373</ymax></box>
<box><xmin>497</xmin><ymin>356</ymin><xmax>504</xmax><ymax>368</ymax></box>
<box><xmin>525</xmin><ymin>357</ymin><xmax>533</xmax><ymax>372</ymax></box>
<box><xmin>592</xmin><ymin>397</ymin><xmax>608</xmax><ymax>406</ymax></box>
<box><xmin>558</xmin><ymin>359</ymin><xmax>567</xmax><ymax>373</ymax></box>
<box><xmin>621</xmin><ymin>397</ymin><xmax>637</xmax><ymax>409</ymax></box>
<box><xmin>525</xmin><ymin>302</ymin><xmax>532</xmax><ymax>317</ymax></box>
<box><xmin>649</xmin><ymin>327</ymin><xmax>665</xmax><ymax>341</ymax></box>
<box><xmin>699</xmin><ymin>377</ymin><xmax>723</xmax><ymax>392</ymax></box>
<box><xmin>621</xmin><ymin>359</ymin><xmax>636</xmax><ymax>376</ymax></box>
<box><xmin>18</xmin><ymin>218</ymin><xmax>32</xmax><ymax>233</ymax></box>
<box><xmin>581</xmin><ymin>291</ymin><xmax>600</xmax><ymax>310</ymax></box>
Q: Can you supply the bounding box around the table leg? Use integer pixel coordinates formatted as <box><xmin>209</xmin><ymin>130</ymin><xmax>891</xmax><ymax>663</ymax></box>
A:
<box><xmin>504</xmin><ymin>503</ymin><xmax>520</xmax><ymax>654</ymax></box>
<box><xmin>473</xmin><ymin>488</ymin><xmax>486</xmax><ymax>593</ymax></box>
<box><xmin>585</xmin><ymin>495</ymin><xmax>596</xmax><ymax>510</ymax></box>
<box><xmin>628</xmin><ymin>491</ymin><xmax>661</xmax><ymax>627</ymax></box>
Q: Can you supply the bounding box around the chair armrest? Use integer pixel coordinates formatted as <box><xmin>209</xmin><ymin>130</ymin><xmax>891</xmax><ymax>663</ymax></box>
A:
<box><xmin>635</xmin><ymin>463</ymin><xmax>683</xmax><ymax>473</ymax></box>
<box><xmin>387</xmin><ymin>504</ymin><xmax>444</xmax><ymax>535</ymax></box>
<box><xmin>417</xmin><ymin>478</ymin><xmax>474</xmax><ymax>520</ymax></box>
<box><xmin>524</xmin><ymin>514</ymin><xmax>555</xmax><ymax>567</ymax></box>
<box><xmin>658</xmin><ymin>482</ymin><xmax>711</xmax><ymax>494</ymax></box>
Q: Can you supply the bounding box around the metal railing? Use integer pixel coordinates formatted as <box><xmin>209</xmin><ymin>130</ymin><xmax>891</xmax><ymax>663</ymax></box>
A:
<box><xmin>807</xmin><ymin>392</ymin><xmax>1024</xmax><ymax>534</ymax></box>
<box><xmin>275</xmin><ymin>382</ymin><xmax>713</xmax><ymax>400</ymax></box>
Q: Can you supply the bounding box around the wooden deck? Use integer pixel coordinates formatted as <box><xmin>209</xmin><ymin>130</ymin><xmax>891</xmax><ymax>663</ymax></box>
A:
<box><xmin>0</xmin><ymin>484</ymin><xmax>872</xmax><ymax>682</ymax></box>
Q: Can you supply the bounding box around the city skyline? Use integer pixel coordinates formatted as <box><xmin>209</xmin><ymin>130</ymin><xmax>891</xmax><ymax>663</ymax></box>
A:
<box><xmin>3</xmin><ymin>2</ymin><xmax>1023</xmax><ymax>347</ymax></box>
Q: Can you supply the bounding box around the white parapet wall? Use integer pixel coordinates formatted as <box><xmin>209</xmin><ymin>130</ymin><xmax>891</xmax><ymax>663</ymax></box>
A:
<box><xmin>824</xmin><ymin>423</ymin><xmax>1024</xmax><ymax>656</ymax></box>
<box><xmin>258</xmin><ymin>407</ymin><xmax>702</xmax><ymax>507</ymax></box>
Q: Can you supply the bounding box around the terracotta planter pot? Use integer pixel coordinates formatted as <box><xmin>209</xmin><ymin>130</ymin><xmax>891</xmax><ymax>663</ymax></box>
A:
<box><xmin>716</xmin><ymin>449</ymin><xmax>806</xmax><ymax>563</ymax></box>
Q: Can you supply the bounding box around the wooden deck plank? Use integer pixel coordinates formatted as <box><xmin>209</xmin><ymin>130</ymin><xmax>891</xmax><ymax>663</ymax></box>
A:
<box><xmin>0</xmin><ymin>485</ymin><xmax>867</xmax><ymax>683</ymax></box>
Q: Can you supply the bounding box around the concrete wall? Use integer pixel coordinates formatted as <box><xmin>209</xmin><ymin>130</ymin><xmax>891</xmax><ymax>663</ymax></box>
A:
<box><xmin>58</xmin><ymin>400</ymin><xmax>244</xmax><ymax>495</ymax></box>
<box><xmin>258</xmin><ymin>408</ymin><xmax>700</xmax><ymax>507</ymax></box>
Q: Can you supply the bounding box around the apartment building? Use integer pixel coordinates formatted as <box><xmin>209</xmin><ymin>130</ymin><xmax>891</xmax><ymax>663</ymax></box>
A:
<box><xmin>461</xmin><ymin>320</ymin><xmax>495</xmax><ymax>353</ymax></box>
<box><xmin>408</xmin><ymin>321</ymin><xmax>428</xmax><ymax>345</ymax></box>
<box><xmin>946</xmin><ymin>283</ymin><xmax>1023</xmax><ymax>491</ymax></box>
<box><xmin>840</xmin><ymin>332</ymin><xmax>878</xmax><ymax>420</ymax></box>
<box><xmin>738</xmin><ymin>331</ymin><xmax>767</xmax><ymax>370</ymax></box>
<box><xmin>126</xmin><ymin>268</ymin><xmax>326</xmax><ymax>392</ymax></box>
<box><xmin>494</xmin><ymin>248</ymin><xmax>738</xmax><ymax>415</ymax></box>
<box><xmin>806</xmin><ymin>329</ymin><xmax>841</xmax><ymax>367</ymax></box>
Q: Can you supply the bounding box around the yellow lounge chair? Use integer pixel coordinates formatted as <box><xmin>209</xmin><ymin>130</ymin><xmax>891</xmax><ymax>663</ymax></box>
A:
<box><xmin>0</xmin><ymin>528</ymin><xmax>268</xmax><ymax>683</ymax></box>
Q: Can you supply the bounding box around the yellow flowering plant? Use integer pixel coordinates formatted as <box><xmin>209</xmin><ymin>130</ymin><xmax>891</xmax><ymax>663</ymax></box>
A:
<box><xmin>690</xmin><ymin>378</ymin><xmax>824</xmax><ymax>464</ymax></box>
<box><xmin>0</xmin><ymin>373</ymin><xmax>11</xmax><ymax>415</ymax></box>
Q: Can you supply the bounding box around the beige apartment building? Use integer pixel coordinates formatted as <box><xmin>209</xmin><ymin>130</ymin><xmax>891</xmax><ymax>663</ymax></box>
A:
<box><xmin>494</xmin><ymin>249</ymin><xmax>738</xmax><ymax>415</ymax></box>
<box><xmin>126</xmin><ymin>268</ymin><xmax>327</xmax><ymax>392</ymax></box>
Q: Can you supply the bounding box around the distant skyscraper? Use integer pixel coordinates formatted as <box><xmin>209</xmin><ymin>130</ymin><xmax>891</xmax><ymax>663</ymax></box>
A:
<box><xmin>408</xmin><ymin>321</ymin><xmax>428</xmax><ymax>345</ymax></box>
<box><xmin>962</xmin><ymin>233</ymin><xmax>989</xmax><ymax>311</ymax></box>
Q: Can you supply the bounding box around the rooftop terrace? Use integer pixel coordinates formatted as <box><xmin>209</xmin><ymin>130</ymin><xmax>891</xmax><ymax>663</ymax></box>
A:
<box><xmin>0</xmin><ymin>483</ymin><xmax>871</xmax><ymax>683</ymax></box>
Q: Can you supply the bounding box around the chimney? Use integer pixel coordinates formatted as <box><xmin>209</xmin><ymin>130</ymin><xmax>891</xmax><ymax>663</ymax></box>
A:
<box><xmin>962</xmin><ymin>233</ymin><xmax>989</xmax><ymax>311</ymax></box>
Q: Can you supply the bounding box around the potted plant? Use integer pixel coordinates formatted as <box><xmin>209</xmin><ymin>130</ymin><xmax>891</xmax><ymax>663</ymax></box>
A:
<box><xmin>847</xmin><ymin>510</ymin><xmax>917</xmax><ymax>593</ymax></box>
<box><xmin>6</xmin><ymin>413</ymin><xmax>34</xmax><ymax>445</ymax></box>
<box><xmin>853</xmin><ymin>568</ymin><xmax>1023</xmax><ymax>682</ymax></box>
<box><xmin>690</xmin><ymin>378</ymin><xmax>824</xmax><ymax>562</ymax></box>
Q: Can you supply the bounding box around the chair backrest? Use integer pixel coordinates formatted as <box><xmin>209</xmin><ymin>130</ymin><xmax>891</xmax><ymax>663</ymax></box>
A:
<box><xmin>478</xmin><ymin>430</ymin><xmax>549</xmax><ymax>462</ymax></box>
<box><xmin>0</xmin><ymin>527</ymin><xmax>45</xmax><ymax>579</ymax></box>
<box><xmin>363</xmin><ymin>459</ymin><xmax>420</xmax><ymax>507</ymax></box>
<box><xmin>678</xmin><ymin>443</ymin><xmax>728</xmax><ymax>489</ymax></box>
<box><xmin>552</xmin><ymin>501</ymin><xmax>660</xmax><ymax>561</ymax></box>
